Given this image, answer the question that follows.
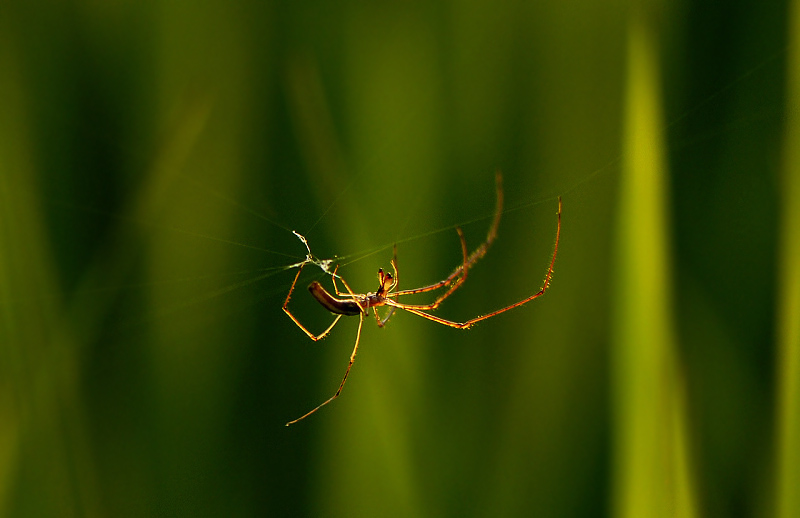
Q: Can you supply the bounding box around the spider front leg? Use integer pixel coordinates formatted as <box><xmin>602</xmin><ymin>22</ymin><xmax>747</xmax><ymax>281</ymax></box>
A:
<box><xmin>385</xmin><ymin>227</ymin><xmax>470</xmax><ymax>312</ymax></box>
<box><xmin>283</xmin><ymin>262</ymin><xmax>344</xmax><ymax>341</ymax></box>
<box><xmin>331</xmin><ymin>264</ymin><xmax>358</xmax><ymax>299</ymax></box>
<box><xmin>389</xmin><ymin>170</ymin><xmax>502</xmax><ymax>300</ymax></box>
<box><xmin>420</xmin><ymin>227</ymin><xmax>469</xmax><ymax>310</ymax></box>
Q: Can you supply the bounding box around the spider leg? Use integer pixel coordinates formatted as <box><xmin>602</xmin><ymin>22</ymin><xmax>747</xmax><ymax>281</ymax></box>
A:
<box><xmin>331</xmin><ymin>264</ymin><xmax>345</xmax><ymax>296</ymax></box>
<box><xmin>385</xmin><ymin>196</ymin><xmax>561</xmax><ymax>329</ymax></box>
<box><xmin>331</xmin><ymin>265</ymin><xmax>364</xmax><ymax>307</ymax></box>
<box><xmin>330</xmin><ymin>268</ymin><xmax>368</xmax><ymax>314</ymax></box>
<box><xmin>286</xmin><ymin>311</ymin><xmax>365</xmax><ymax>426</ymax></box>
<box><xmin>327</xmin><ymin>266</ymin><xmax>372</xmax><ymax>318</ymax></box>
<box><xmin>391</xmin><ymin>170</ymin><xmax>503</xmax><ymax>298</ymax></box>
<box><xmin>408</xmin><ymin>227</ymin><xmax>469</xmax><ymax>311</ymax></box>
<box><xmin>283</xmin><ymin>262</ymin><xmax>345</xmax><ymax>340</ymax></box>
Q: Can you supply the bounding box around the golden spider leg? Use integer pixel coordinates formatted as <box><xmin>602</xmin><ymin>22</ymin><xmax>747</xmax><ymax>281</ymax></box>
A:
<box><xmin>330</xmin><ymin>265</ymin><xmax>364</xmax><ymax>303</ymax></box>
<box><xmin>388</xmin><ymin>227</ymin><xmax>470</xmax><ymax>312</ymax></box>
<box><xmin>282</xmin><ymin>262</ymin><xmax>345</xmax><ymax>340</ymax></box>
<box><xmin>286</xmin><ymin>265</ymin><xmax>370</xmax><ymax>426</ymax></box>
<box><xmin>285</xmin><ymin>312</ymin><xmax>365</xmax><ymax>426</ymax></box>
<box><xmin>390</xmin><ymin>169</ymin><xmax>503</xmax><ymax>300</ymax></box>
<box><xmin>384</xmin><ymin>196</ymin><xmax>561</xmax><ymax>329</ymax></box>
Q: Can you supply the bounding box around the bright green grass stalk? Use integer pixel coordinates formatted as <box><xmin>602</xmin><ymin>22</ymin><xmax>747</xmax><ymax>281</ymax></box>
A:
<box><xmin>612</xmin><ymin>17</ymin><xmax>698</xmax><ymax>518</ymax></box>
<box><xmin>776</xmin><ymin>1</ymin><xmax>800</xmax><ymax>516</ymax></box>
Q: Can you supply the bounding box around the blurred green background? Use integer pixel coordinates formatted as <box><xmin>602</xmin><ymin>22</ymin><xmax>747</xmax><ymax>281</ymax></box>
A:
<box><xmin>1</xmin><ymin>0</ymin><xmax>796</xmax><ymax>516</ymax></box>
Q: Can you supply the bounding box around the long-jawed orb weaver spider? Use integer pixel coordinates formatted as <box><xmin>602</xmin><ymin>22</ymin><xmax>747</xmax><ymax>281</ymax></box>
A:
<box><xmin>282</xmin><ymin>171</ymin><xmax>561</xmax><ymax>426</ymax></box>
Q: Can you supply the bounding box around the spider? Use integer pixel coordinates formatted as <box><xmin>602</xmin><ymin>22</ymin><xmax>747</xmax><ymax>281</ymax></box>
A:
<box><xmin>282</xmin><ymin>172</ymin><xmax>561</xmax><ymax>425</ymax></box>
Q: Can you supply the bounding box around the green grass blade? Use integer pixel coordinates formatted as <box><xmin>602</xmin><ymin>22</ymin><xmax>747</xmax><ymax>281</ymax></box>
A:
<box><xmin>612</xmin><ymin>17</ymin><xmax>698</xmax><ymax>518</ymax></box>
<box><xmin>775</xmin><ymin>2</ymin><xmax>800</xmax><ymax>516</ymax></box>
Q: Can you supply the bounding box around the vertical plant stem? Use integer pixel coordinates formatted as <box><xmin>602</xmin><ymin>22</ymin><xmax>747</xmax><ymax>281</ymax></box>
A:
<box><xmin>776</xmin><ymin>1</ymin><xmax>800</xmax><ymax>516</ymax></box>
<box><xmin>612</xmin><ymin>14</ymin><xmax>697</xmax><ymax>518</ymax></box>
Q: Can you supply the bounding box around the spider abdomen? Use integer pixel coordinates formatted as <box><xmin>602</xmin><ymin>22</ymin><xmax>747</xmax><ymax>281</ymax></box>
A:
<box><xmin>308</xmin><ymin>281</ymin><xmax>362</xmax><ymax>316</ymax></box>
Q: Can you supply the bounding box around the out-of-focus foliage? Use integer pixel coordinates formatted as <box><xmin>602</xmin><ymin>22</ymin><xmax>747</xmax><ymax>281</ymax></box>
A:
<box><xmin>0</xmin><ymin>0</ymin><xmax>790</xmax><ymax>516</ymax></box>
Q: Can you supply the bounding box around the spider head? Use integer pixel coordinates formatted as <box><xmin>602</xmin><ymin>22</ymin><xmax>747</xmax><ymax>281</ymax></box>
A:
<box><xmin>377</xmin><ymin>268</ymin><xmax>394</xmax><ymax>295</ymax></box>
